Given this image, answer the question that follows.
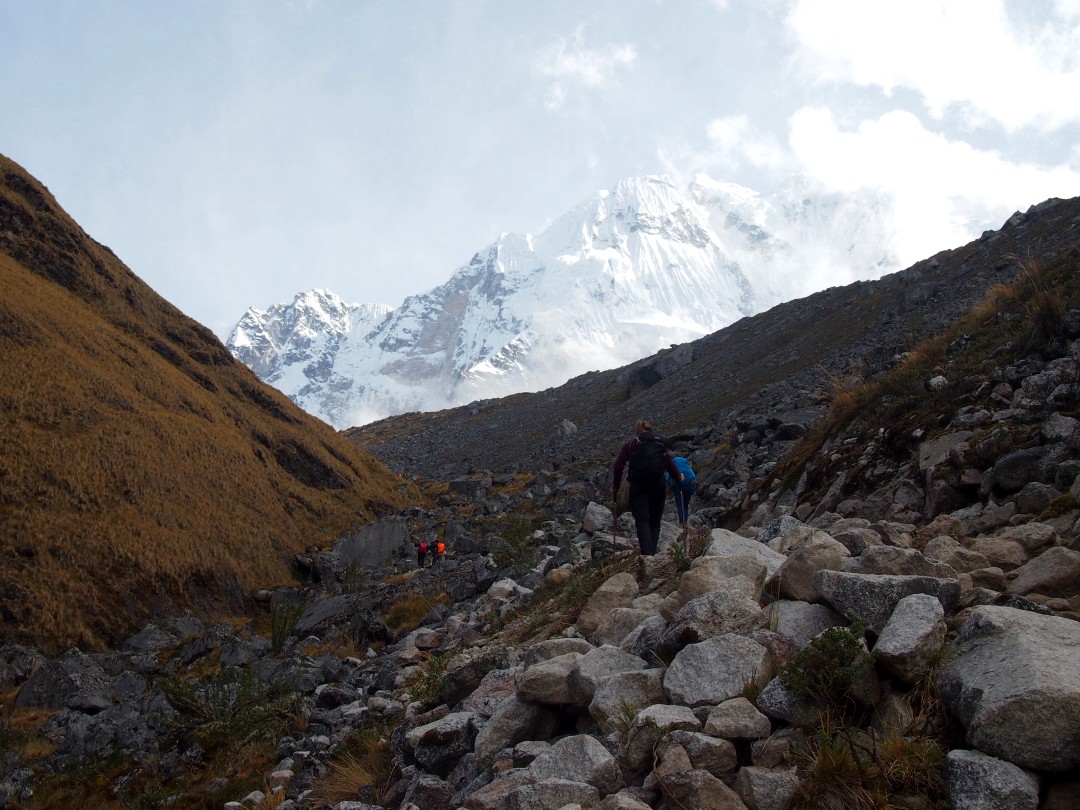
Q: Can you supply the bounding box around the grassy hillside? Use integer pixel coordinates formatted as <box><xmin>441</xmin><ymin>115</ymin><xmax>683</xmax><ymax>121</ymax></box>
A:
<box><xmin>0</xmin><ymin>154</ymin><xmax>415</xmax><ymax>653</ymax></box>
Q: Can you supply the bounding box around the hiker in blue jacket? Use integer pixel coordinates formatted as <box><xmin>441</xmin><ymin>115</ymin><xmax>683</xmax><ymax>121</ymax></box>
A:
<box><xmin>612</xmin><ymin>420</ymin><xmax>683</xmax><ymax>556</ymax></box>
<box><xmin>666</xmin><ymin>456</ymin><xmax>697</xmax><ymax>532</ymax></box>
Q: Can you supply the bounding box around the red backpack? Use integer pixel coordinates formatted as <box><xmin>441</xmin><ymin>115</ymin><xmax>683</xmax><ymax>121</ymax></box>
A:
<box><xmin>418</xmin><ymin>541</ymin><xmax>429</xmax><ymax>554</ymax></box>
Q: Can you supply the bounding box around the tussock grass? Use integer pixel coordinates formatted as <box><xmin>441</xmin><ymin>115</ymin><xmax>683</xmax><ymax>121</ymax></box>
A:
<box><xmin>0</xmin><ymin>156</ymin><xmax>419</xmax><ymax>652</ymax></box>
<box><xmin>772</xmin><ymin>248</ymin><xmax>1080</xmax><ymax>496</ymax></box>
<box><xmin>379</xmin><ymin>591</ymin><xmax>452</xmax><ymax>635</ymax></box>
<box><xmin>312</xmin><ymin>719</ymin><xmax>398</xmax><ymax>807</ymax></box>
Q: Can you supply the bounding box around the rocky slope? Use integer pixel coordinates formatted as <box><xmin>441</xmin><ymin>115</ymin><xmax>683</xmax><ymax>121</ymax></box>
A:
<box><xmin>5</xmin><ymin>240</ymin><xmax>1080</xmax><ymax>807</ymax></box>
<box><xmin>347</xmin><ymin>196</ymin><xmax>1080</xmax><ymax>486</ymax></box>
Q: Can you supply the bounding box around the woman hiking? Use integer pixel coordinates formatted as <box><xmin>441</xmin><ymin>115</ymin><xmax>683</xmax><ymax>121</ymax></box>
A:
<box><xmin>611</xmin><ymin>420</ymin><xmax>683</xmax><ymax>556</ymax></box>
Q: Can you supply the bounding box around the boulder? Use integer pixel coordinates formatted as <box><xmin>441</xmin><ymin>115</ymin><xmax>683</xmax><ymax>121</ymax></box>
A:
<box><xmin>944</xmin><ymin>748</ymin><xmax>1038</xmax><ymax>810</ymax></box>
<box><xmin>667</xmin><ymin>730</ymin><xmax>738</xmax><ymax>777</ymax></box>
<box><xmin>624</xmin><ymin>704</ymin><xmax>701</xmax><ymax>770</ymax></box>
<box><xmin>516</xmin><ymin>652</ymin><xmax>582</xmax><ymax>705</ymax></box>
<box><xmin>473</xmin><ymin>695</ymin><xmax>559</xmax><ymax>769</ymax></box>
<box><xmin>1007</xmin><ymin>546</ymin><xmax>1080</xmax><ymax>598</ymax></box>
<box><xmin>656</xmin><ymin>591</ymin><xmax>767</xmax><ymax>659</ymax></box>
<box><xmin>405</xmin><ymin>711</ymin><xmax>479</xmax><ymax>778</ymax></box>
<box><xmin>583</xmin><ymin>501</ymin><xmax>614</xmax><ymax>534</ymax></box>
<box><xmin>592</xmin><ymin>608</ymin><xmax>650</xmax><ymax>648</ymax></box>
<box><xmin>589</xmin><ymin>668</ymin><xmax>667</xmax><ymax>734</ymax></box>
<box><xmin>922</xmin><ymin>536</ymin><xmax>990</xmax><ymax>573</ymax></box>
<box><xmin>764</xmin><ymin>533</ymin><xmax>850</xmax><ymax>603</ymax></box>
<box><xmin>812</xmin><ymin>571</ymin><xmax>961</xmax><ymax>633</ymax></box>
<box><xmin>14</xmin><ymin>648</ymin><xmax>110</xmax><ymax>710</ymax></box>
<box><xmin>702</xmin><ymin>697</ymin><xmax>772</xmax><ymax>740</ymax></box>
<box><xmin>936</xmin><ymin>606</ymin><xmax>1080</xmax><ymax>771</ymax></box>
<box><xmin>664</xmin><ymin>635</ymin><xmax>770</xmax><ymax>708</ymax></box>
<box><xmin>528</xmin><ymin>735</ymin><xmax>622</xmax><ymax>796</ymax></box>
<box><xmin>568</xmin><ymin>646</ymin><xmax>647</xmax><ymax>705</ymax></box>
<box><xmin>764</xmin><ymin>601</ymin><xmax>845</xmax><ymax>649</ymax></box>
<box><xmin>873</xmin><ymin>594</ymin><xmax>946</xmax><ymax>685</ymax></box>
<box><xmin>576</xmin><ymin>573</ymin><xmax>638</xmax><ymax>637</ymax></box>
<box><xmin>657</xmin><ymin>768</ymin><xmax>749</xmax><ymax>809</ymax></box>
<box><xmin>734</xmin><ymin>766</ymin><xmax>800</xmax><ymax>810</ymax></box>
<box><xmin>705</xmin><ymin>529</ymin><xmax>787</xmax><ymax>579</ymax></box>
<box><xmin>503</xmin><ymin>778</ymin><xmax>600</xmax><ymax>810</ymax></box>
<box><xmin>842</xmin><ymin>545</ymin><xmax>956</xmax><ymax>578</ymax></box>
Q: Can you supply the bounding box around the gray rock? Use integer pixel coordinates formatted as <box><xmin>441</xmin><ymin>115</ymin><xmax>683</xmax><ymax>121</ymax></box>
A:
<box><xmin>734</xmin><ymin>766</ymin><xmax>800</xmax><ymax>810</ymax></box>
<box><xmin>516</xmin><ymin>652</ymin><xmax>582</xmax><ymax>705</ymax></box>
<box><xmin>504</xmin><ymin>778</ymin><xmax>600</xmax><ymax>810</ymax></box>
<box><xmin>576</xmin><ymin>573</ymin><xmax>638</xmax><ymax>637</ymax></box>
<box><xmin>754</xmin><ymin>677</ymin><xmax>821</xmax><ymax>728</ymax></box>
<box><xmin>702</xmin><ymin>697</ymin><xmax>771</xmax><ymax>740</ymax></box>
<box><xmin>528</xmin><ymin>735</ymin><xmax>622</xmax><ymax>796</ymax></box>
<box><xmin>657</xmin><ymin>767</ymin><xmax>748</xmax><ymax>809</ymax></box>
<box><xmin>1008</xmin><ymin>546</ymin><xmax>1080</xmax><ymax>598</ymax></box>
<box><xmin>812</xmin><ymin>571</ymin><xmax>961</xmax><ymax>633</ymax></box>
<box><xmin>664</xmin><ymin>635</ymin><xmax>770</xmax><ymax>708</ymax></box>
<box><xmin>0</xmin><ymin>644</ymin><xmax>44</xmax><ymax>689</ymax></box>
<box><xmin>944</xmin><ymin>748</ymin><xmax>1038</xmax><ymax>810</ymax></box>
<box><xmin>667</xmin><ymin>730</ymin><xmax>738</xmax><ymax>777</ymax></box>
<box><xmin>592</xmin><ymin>608</ymin><xmax>650</xmax><ymax>648</ymax></box>
<box><xmin>764</xmin><ymin>533</ymin><xmax>850</xmax><ymax>602</ymax></box>
<box><xmin>568</xmin><ymin>646</ymin><xmax>647</xmax><ymax>706</ymax></box>
<box><xmin>842</xmin><ymin>545</ymin><xmax>956</xmax><ymax>578</ymax></box>
<box><xmin>521</xmin><ymin>638</ymin><xmax>594</xmax><ymax>668</ymax></box>
<box><xmin>988</xmin><ymin>446</ymin><xmax>1051</xmax><ymax>493</ymax></box>
<box><xmin>764</xmin><ymin>601</ymin><xmax>845</xmax><ymax>649</ymax></box>
<box><xmin>405</xmin><ymin>711</ymin><xmax>479</xmax><ymax>778</ymax></box>
<box><xmin>706</xmin><ymin>529</ymin><xmax>787</xmax><ymax>578</ymax></box>
<box><xmin>624</xmin><ymin>704</ymin><xmax>701</xmax><ymax>769</ymax></box>
<box><xmin>657</xmin><ymin>591</ymin><xmax>767</xmax><ymax>659</ymax></box>
<box><xmin>14</xmin><ymin>648</ymin><xmax>110</xmax><ymax>710</ymax></box>
<box><xmin>937</xmin><ymin>606</ymin><xmax>1080</xmax><ymax>771</ymax></box>
<box><xmin>873</xmin><ymin>593</ymin><xmax>946</xmax><ymax>684</ymax></box>
<box><xmin>589</xmin><ymin>668</ymin><xmax>667</xmax><ymax>734</ymax></box>
<box><xmin>473</xmin><ymin>695</ymin><xmax>559</xmax><ymax>769</ymax></box>
<box><xmin>922</xmin><ymin>536</ymin><xmax>990</xmax><ymax>573</ymax></box>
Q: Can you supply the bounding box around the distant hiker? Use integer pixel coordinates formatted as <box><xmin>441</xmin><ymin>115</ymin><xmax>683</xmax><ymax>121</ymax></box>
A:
<box><xmin>435</xmin><ymin>540</ymin><xmax>446</xmax><ymax>563</ymax></box>
<box><xmin>417</xmin><ymin>540</ymin><xmax>428</xmax><ymax>568</ymax></box>
<box><xmin>612</xmin><ymin>420</ymin><xmax>683</xmax><ymax>556</ymax></box>
<box><xmin>666</xmin><ymin>455</ymin><xmax>697</xmax><ymax>532</ymax></box>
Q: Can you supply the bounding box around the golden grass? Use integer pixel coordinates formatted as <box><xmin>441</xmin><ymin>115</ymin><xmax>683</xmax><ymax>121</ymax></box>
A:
<box><xmin>379</xmin><ymin>591</ymin><xmax>452</xmax><ymax>634</ymax></box>
<box><xmin>0</xmin><ymin>155</ymin><xmax>420</xmax><ymax>652</ymax></box>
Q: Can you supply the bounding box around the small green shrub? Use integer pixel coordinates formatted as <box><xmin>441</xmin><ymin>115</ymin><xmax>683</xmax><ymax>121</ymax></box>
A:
<box><xmin>409</xmin><ymin>652</ymin><xmax>450</xmax><ymax>706</ymax></box>
<box><xmin>490</xmin><ymin>513</ymin><xmax>539</xmax><ymax>577</ymax></box>
<box><xmin>779</xmin><ymin>621</ymin><xmax>874</xmax><ymax>719</ymax></box>
<box><xmin>269</xmin><ymin>600</ymin><xmax>304</xmax><ymax>654</ymax></box>
<box><xmin>159</xmin><ymin>665</ymin><xmax>300</xmax><ymax>751</ymax></box>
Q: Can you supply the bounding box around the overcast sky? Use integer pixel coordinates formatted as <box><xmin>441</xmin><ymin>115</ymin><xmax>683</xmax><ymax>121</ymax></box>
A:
<box><xmin>3</xmin><ymin>0</ymin><xmax>1079</xmax><ymax>338</ymax></box>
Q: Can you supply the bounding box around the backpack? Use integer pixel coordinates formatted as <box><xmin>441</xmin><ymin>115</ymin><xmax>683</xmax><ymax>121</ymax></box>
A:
<box><xmin>418</xmin><ymin>541</ymin><xmax>429</xmax><ymax>554</ymax></box>
<box><xmin>670</xmin><ymin>456</ymin><xmax>697</xmax><ymax>492</ymax></box>
<box><xmin>436</xmin><ymin>541</ymin><xmax>445</xmax><ymax>554</ymax></box>
<box><xmin>628</xmin><ymin>435</ymin><xmax>669</xmax><ymax>480</ymax></box>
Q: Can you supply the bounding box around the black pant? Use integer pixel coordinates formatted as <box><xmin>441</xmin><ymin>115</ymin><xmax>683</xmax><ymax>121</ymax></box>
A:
<box><xmin>629</xmin><ymin>478</ymin><xmax>667</xmax><ymax>556</ymax></box>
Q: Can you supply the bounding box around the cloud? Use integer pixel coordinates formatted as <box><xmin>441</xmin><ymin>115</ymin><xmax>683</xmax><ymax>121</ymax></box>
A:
<box><xmin>535</xmin><ymin>25</ymin><xmax>637</xmax><ymax>110</ymax></box>
<box><xmin>787</xmin><ymin>0</ymin><xmax>1080</xmax><ymax>131</ymax></box>
<box><xmin>788</xmin><ymin>106</ymin><xmax>1080</xmax><ymax>263</ymax></box>
<box><xmin>705</xmin><ymin>115</ymin><xmax>789</xmax><ymax>171</ymax></box>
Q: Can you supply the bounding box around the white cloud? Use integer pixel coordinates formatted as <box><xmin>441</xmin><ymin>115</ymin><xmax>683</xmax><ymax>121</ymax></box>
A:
<box><xmin>787</xmin><ymin>0</ymin><xmax>1080</xmax><ymax>131</ymax></box>
<box><xmin>535</xmin><ymin>25</ymin><xmax>637</xmax><ymax>110</ymax></box>
<box><xmin>788</xmin><ymin>106</ymin><xmax>1080</xmax><ymax>263</ymax></box>
<box><xmin>706</xmin><ymin>114</ymin><xmax>789</xmax><ymax>171</ymax></box>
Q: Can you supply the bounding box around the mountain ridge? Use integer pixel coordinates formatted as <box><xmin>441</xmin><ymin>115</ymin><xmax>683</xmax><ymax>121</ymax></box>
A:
<box><xmin>227</xmin><ymin>173</ymin><xmax>906</xmax><ymax>427</ymax></box>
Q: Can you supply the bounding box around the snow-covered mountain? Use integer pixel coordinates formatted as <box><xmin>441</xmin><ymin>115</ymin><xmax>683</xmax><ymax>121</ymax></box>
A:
<box><xmin>227</xmin><ymin>174</ymin><xmax>901</xmax><ymax>428</ymax></box>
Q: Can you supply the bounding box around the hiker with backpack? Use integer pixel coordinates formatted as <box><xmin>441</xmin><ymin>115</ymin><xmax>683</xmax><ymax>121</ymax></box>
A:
<box><xmin>611</xmin><ymin>420</ymin><xmax>684</xmax><ymax>556</ymax></box>
<box><xmin>417</xmin><ymin>540</ymin><xmax>428</xmax><ymax>568</ymax></box>
<box><xmin>666</xmin><ymin>455</ymin><xmax>696</xmax><ymax>532</ymax></box>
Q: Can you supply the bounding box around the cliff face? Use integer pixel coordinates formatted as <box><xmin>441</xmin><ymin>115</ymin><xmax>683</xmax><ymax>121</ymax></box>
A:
<box><xmin>0</xmin><ymin>154</ymin><xmax>414</xmax><ymax>652</ymax></box>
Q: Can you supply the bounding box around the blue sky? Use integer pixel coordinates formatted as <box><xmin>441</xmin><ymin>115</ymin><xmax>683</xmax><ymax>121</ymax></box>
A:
<box><xmin>2</xmin><ymin>0</ymin><xmax>1079</xmax><ymax>337</ymax></box>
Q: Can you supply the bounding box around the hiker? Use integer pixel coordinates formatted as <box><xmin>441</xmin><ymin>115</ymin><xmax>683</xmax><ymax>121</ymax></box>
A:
<box><xmin>612</xmin><ymin>420</ymin><xmax>683</xmax><ymax>556</ymax></box>
<box><xmin>435</xmin><ymin>539</ymin><xmax>446</xmax><ymax>563</ymax></box>
<box><xmin>666</xmin><ymin>455</ymin><xmax>696</xmax><ymax>532</ymax></box>
<box><xmin>417</xmin><ymin>540</ymin><xmax>428</xmax><ymax>568</ymax></box>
